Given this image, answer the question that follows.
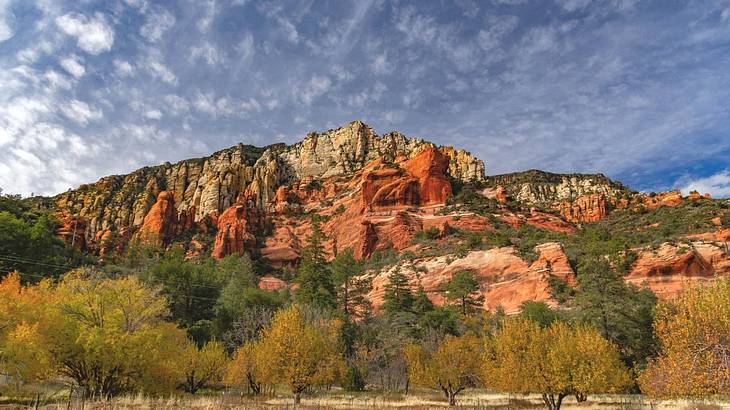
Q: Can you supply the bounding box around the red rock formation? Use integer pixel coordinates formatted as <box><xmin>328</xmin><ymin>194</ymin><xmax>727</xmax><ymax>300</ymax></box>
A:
<box><xmin>212</xmin><ymin>192</ymin><xmax>262</xmax><ymax>259</ymax></box>
<box><xmin>185</xmin><ymin>237</ymin><xmax>206</xmax><ymax>259</ymax></box>
<box><xmin>55</xmin><ymin>211</ymin><xmax>86</xmax><ymax>251</ymax></box>
<box><xmin>259</xmin><ymin>275</ymin><xmax>287</xmax><ymax>291</ymax></box>
<box><xmin>558</xmin><ymin>193</ymin><xmax>607</xmax><ymax>222</ymax></box>
<box><xmin>362</xmin><ymin>169</ymin><xmax>420</xmax><ymax>210</ymax></box>
<box><xmin>96</xmin><ymin>227</ymin><xmax>131</xmax><ymax>258</ymax></box>
<box><xmin>138</xmin><ymin>191</ymin><xmax>178</xmax><ymax>244</ymax></box>
<box><xmin>642</xmin><ymin>190</ymin><xmax>683</xmax><ymax>209</ymax></box>
<box><xmin>357</xmin><ymin>221</ymin><xmax>378</xmax><ymax>259</ymax></box>
<box><xmin>625</xmin><ymin>242</ymin><xmax>730</xmax><ymax>298</ymax></box>
<box><xmin>361</xmin><ymin>146</ymin><xmax>452</xmax><ymax>211</ymax></box>
<box><xmin>367</xmin><ymin>242</ymin><xmax>576</xmax><ymax>314</ymax></box>
<box><xmin>260</xmin><ymin>218</ymin><xmax>305</xmax><ymax>268</ymax></box>
<box><xmin>402</xmin><ymin>146</ymin><xmax>452</xmax><ymax>206</ymax></box>
<box><xmin>526</xmin><ymin>210</ymin><xmax>577</xmax><ymax>234</ymax></box>
<box><xmin>481</xmin><ymin>186</ymin><xmax>508</xmax><ymax>203</ymax></box>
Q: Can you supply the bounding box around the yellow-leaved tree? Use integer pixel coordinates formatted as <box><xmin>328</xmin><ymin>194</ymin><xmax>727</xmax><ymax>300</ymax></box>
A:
<box><xmin>404</xmin><ymin>333</ymin><xmax>482</xmax><ymax>406</ymax></box>
<box><xmin>254</xmin><ymin>304</ymin><xmax>345</xmax><ymax>404</ymax></box>
<box><xmin>177</xmin><ymin>340</ymin><xmax>229</xmax><ymax>394</ymax></box>
<box><xmin>225</xmin><ymin>341</ymin><xmax>263</xmax><ymax>394</ymax></box>
<box><xmin>0</xmin><ymin>272</ymin><xmax>54</xmax><ymax>383</ymax></box>
<box><xmin>483</xmin><ymin>318</ymin><xmax>630</xmax><ymax>410</ymax></box>
<box><xmin>639</xmin><ymin>279</ymin><xmax>730</xmax><ymax>397</ymax></box>
<box><xmin>0</xmin><ymin>271</ymin><xmax>188</xmax><ymax>397</ymax></box>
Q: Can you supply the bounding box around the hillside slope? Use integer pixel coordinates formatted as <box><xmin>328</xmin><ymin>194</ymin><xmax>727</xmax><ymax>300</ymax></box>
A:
<box><xmin>41</xmin><ymin>121</ymin><xmax>730</xmax><ymax>312</ymax></box>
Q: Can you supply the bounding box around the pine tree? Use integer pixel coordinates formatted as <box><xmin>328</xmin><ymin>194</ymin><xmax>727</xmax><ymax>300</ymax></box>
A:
<box><xmin>573</xmin><ymin>241</ymin><xmax>656</xmax><ymax>367</ymax></box>
<box><xmin>382</xmin><ymin>267</ymin><xmax>415</xmax><ymax>316</ymax></box>
<box><xmin>296</xmin><ymin>219</ymin><xmax>336</xmax><ymax>310</ymax></box>
<box><xmin>443</xmin><ymin>270</ymin><xmax>484</xmax><ymax>316</ymax></box>
<box><xmin>413</xmin><ymin>284</ymin><xmax>435</xmax><ymax>315</ymax></box>
<box><xmin>331</xmin><ymin>248</ymin><xmax>372</xmax><ymax>319</ymax></box>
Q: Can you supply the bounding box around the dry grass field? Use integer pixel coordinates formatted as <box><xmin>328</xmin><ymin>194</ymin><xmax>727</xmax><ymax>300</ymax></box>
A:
<box><xmin>2</xmin><ymin>391</ymin><xmax>728</xmax><ymax>410</ymax></box>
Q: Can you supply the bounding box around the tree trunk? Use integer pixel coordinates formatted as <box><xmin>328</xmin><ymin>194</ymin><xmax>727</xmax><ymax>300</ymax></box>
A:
<box><xmin>294</xmin><ymin>391</ymin><xmax>301</xmax><ymax>404</ymax></box>
<box><xmin>575</xmin><ymin>393</ymin><xmax>587</xmax><ymax>402</ymax></box>
<box><xmin>447</xmin><ymin>390</ymin><xmax>457</xmax><ymax>406</ymax></box>
<box><xmin>541</xmin><ymin>393</ymin><xmax>566</xmax><ymax>410</ymax></box>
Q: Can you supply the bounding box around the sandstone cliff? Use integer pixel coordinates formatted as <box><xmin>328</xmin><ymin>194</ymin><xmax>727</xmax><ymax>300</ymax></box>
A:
<box><xmin>52</xmin><ymin>121</ymin><xmax>485</xmax><ymax>252</ymax></box>
<box><xmin>484</xmin><ymin>169</ymin><xmax>631</xmax><ymax>206</ymax></box>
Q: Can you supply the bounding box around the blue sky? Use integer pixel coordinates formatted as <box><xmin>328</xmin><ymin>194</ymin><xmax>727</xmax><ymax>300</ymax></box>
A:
<box><xmin>1</xmin><ymin>0</ymin><xmax>729</xmax><ymax>197</ymax></box>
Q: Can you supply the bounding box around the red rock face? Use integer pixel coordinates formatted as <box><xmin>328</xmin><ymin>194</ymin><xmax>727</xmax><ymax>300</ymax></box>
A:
<box><xmin>212</xmin><ymin>192</ymin><xmax>263</xmax><ymax>259</ymax></box>
<box><xmin>259</xmin><ymin>275</ymin><xmax>287</xmax><ymax>291</ymax></box>
<box><xmin>480</xmin><ymin>186</ymin><xmax>508</xmax><ymax>203</ymax></box>
<box><xmin>357</xmin><ymin>221</ymin><xmax>378</xmax><ymax>259</ymax></box>
<box><xmin>626</xmin><ymin>242</ymin><xmax>730</xmax><ymax>299</ymax></box>
<box><xmin>403</xmin><ymin>146</ymin><xmax>453</xmax><ymax>207</ymax></box>
<box><xmin>55</xmin><ymin>211</ymin><xmax>86</xmax><ymax>251</ymax></box>
<box><xmin>642</xmin><ymin>190</ymin><xmax>683</xmax><ymax>209</ymax></box>
<box><xmin>361</xmin><ymin>146</ymin><xmax>452</xmax><ymax>211</ymax></box>
<box><xmin>367</xmin><ymin>242</ymin><xmax>576</xmax><ymax>314</ymax></box>
<box><xmin>96</xmin><ymin>227</ymin><xmax>131</xmax><ymax>258</ymax></box>
<box><xmin>558</xmin><ymin>193</ymin><xmax>607</xmax><ymax>222</ymax></box>
<box><xmin>185</xmin><ymin>237</ymin><xmax>206</xmax><ymax>260</ymax></box>
<box><xmin>138</xmin><ymin>191</ymin><xmax>178</xmax><ymax>244</ymax></box>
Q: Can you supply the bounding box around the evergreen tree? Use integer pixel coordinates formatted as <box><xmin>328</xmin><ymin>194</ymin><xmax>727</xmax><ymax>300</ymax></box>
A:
<box><xmin>296</xmin><ymin>219</ymin><xmax>336</xmax><ymax>310</ymax></box>
<box><xmin>413</xmin><ymin>284</ymin><xmax>435</xmax><ymax>315</ymax></box>
<box><xmin>573</xmin><ymin>242</ymin><xmax>656</xmax><ymax>368</ymax></box>
<box><xmin>331</xmin><ymin>248</ymin><xmax>372</xmax><ymax>319</ymax></box>
<box><xmin>382</xmin><ymin>267</ymin><xmax>415</xmax><ymax>315</ymax></box>
<box><xmin>443</xmin><ymin>270</ymin><xmax>484</xmax><ymax>316</ymax></box>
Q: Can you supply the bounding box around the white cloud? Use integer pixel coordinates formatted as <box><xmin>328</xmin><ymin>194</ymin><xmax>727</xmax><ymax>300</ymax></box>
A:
<box><xmin>279</xmin><ymin>18</ymin><xmax>299</xmax><ymax>43</ymax></box>
<box><xmin>679</xmin><ymin>171</ymin><xmax>730</xmax><ymax>198</ymax></box>
<box><xmin>113</xmin><ymin>59</ymin><xmax>134</xmax><ymax>76</ymax></box>
<box><xmin>144</xmin><ymin>109</ymin><xmax>162</xmax><ymax>119</ymax></box>
<box><xmin>60</xmin><ymin>55</ymin><xmax>85</xmax><ymax>78</ymax></box>
<box><xmin>191</xmin><ymin>42</ymin><xmax>223</xmax><ymax>65</ymax></box>
<box><xmin>147</xmin><ymin>60</ymin><xmax>177</xmax><ymax>84</ymax></box>
<box><xmin>193</xmin><ymin>92</ymin><xmax>236</xmax><ymax>117</ymax></box>
<box><xmin>59</xmin><ymin>99</ymin><xmax>102</xmax><ymax>126</ymax></box>
<box><xmin>298</xmin><ymin>75</ymin><xmax>331</xmax><ymax>105</ymax></box>
<box><xmin>383</xmin><ymin>110</ymin><xmax>404</xmax><ymax>124</ymax></box>
<box><xmin>0</xmin><ymin>0</ymin><xmax>13</xmax><ymax>42</ymax></box>
<box><xmin>557</xmin><ymin>0</ymin><xmax>593</xmax><ymax>12</ymax></box>
<box><xmin>44</xmin><ymin>70</ymin><xmax>72</xmax><ymax>90</ymax></box>
<box><xmin>236</xmin><ymin>32</ymin><xmax>255</xmax><ymax>64</ymax></box>
<box><xmin>164</xmin><ymin>94</ymin><xmax>189</xmax><ymax>115</ymax></box>
<box><xmin>196</xmin><ymin>0</ymin><xmax>218</xmax><ymax>33</ymax></box>
<box><xmin>478</xmin><ymin>15</ymin><xmax>519</xmax><ymax>52</ymax></box>
<box><xmin>371</xmin><ymin>53</ymin><xmax>391</xmax><ymax>75</ymax></box>
<box><xmin>55</xmin><ymin>12</ymin><xmax>114</xmax><ymax>54</ymax></box>
<box><xmin>140</xmin><ymin>7</ymin><xmax>175</xmax><ymax>42</ymax></box>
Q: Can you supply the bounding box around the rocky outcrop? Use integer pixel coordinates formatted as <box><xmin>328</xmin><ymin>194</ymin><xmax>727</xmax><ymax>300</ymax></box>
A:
<box><xmin>258</xmin><ymin>276</ymin><xmax>287</xmax><ymax>291</ymax></box>
<box><xmin>55</xmin><ymin>211</ymin><xmax>86</xmax><ymax>251</ymax></box>
<box><xmin>367</xmin><ymin>242</ymin><xmax>576</xmax><ymax>314</ymax></box>
<box><xmin>480</xmin><ymin>186</ymin><xmax>508</xmax><ymax>203</ymax></box>
<box><xmin>640</xmin><ymin>190</ymin><xmax>683</xmax><ymax>209</ymax></box>
<box><xmin>485</xmin><ymin>170</ymin><xmax>630</xmax><ymax>206</ymax></box>
<box><xmin>402</xmin><ymin>146</ymin><xmax>453</xmax><ymax>207</ymax></box>
<box><xmin>688</xmin><ymin>190</ymin><xmax>712</xmax><ymax>201</ymax></box>
<box><xmin>626</xmin><ymin>242</ymin><xmax>730</xmax><ymax>299</ymax></box>
<box><xmin>558</xmin><ymin>193</ymin><xmax>607</xmax><ymax>222</ymax></box>
<box><xmin>357</xmin><ymin>221</ymin><xmax>378</xmax><ymax>259</ymax></box>
<box><xmin>361</xmin><ymin>146</ymin><xmax>452</xmax><ymax>211</ymax></box>
<box><xmin>137</xmin><ymin>191</ymin><xmax>178</xmax><ymax>244</ymax></box>
<box><xmin>52</xmin><ymin>121</ymin><xmax>484</xmax><ymax>253</ymax></box>
<box><xmin>212</xmin><ymin>192</ymin><xmax>262</xmax><ymax>259</ymax></box>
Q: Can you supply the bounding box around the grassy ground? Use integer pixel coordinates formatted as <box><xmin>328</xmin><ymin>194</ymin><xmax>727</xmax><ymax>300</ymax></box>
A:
<box><xmin>2</xmin><ymin>390</ymin><xmax>727</xmax><ymax>410</ymax></box>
